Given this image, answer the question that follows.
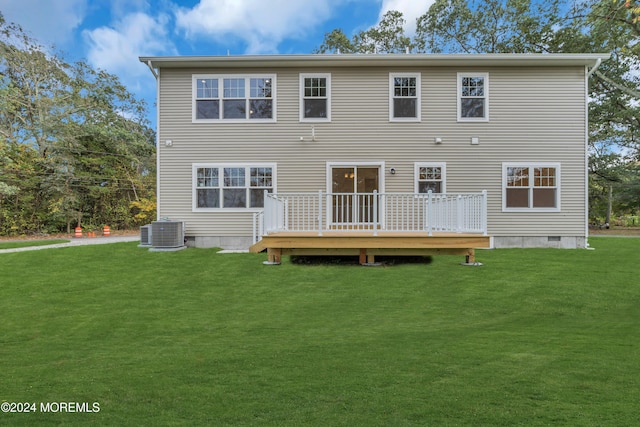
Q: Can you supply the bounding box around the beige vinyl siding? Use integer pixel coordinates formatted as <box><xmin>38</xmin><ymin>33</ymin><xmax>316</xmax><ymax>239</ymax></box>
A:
<box><xmin>157</xmin><ymin>65</ymin><xmax>587</xmax><ymax>239</ymax></box>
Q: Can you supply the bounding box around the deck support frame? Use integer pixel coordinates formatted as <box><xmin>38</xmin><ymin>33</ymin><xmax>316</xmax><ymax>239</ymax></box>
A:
<box><xmin>254</xmin><ymin>232</ymin><xmax>490</xmax><ymax>265</ymax></box>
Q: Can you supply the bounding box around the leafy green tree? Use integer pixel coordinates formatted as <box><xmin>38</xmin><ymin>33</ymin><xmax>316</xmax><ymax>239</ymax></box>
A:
<box><xmin>415</xmin><ymin>0</ymin><xmax>566</xmax><ymax>54</ymax></box>
<box><xmin>580</xmin><ymin>0</ymin><xmax>639</xmax><ymax>150</ymax></box>
<box><xmin>0</xmin><ymin>13</ymin><xmax>155</xmax><ymax>235</ymax></box>
<box><xmin>315</xmin><ymin>11</ymin><xmax>413</xmax><ymax>54</ymax></box>
<box><xmin>573</xmin><ymin>1</ymin><xmax>640</xmax><ymax>220</ymax></box>
<box><xmin>352</xmin><ymin>11</ymin><xmax>413</xmax><ymax>54</ymax></box>
<box><xmin>314</xmin><ymin>29</ymin><xmax>356</xmax><ymax>54</ymax></box>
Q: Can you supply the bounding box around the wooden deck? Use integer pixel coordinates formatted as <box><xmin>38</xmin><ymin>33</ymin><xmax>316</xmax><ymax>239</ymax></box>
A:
<box><xmin>249</xmin><ymin>231</ymin><xmax>491</xmax><ymax>265</ymax></box>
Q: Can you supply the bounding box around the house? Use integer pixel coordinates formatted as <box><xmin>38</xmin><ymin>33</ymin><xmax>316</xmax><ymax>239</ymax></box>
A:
<box><xmin>139</xmin><ymin>53</ymin><xmax>608</xmax><ymax>259</ymax></box>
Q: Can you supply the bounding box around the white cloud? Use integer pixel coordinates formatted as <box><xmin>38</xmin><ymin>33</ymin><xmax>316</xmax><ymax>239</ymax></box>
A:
<box><xmin>0</xmin><ymin>0</ymin><xmax>87</xmax><ymax>45</ymax></box>
<box><xmin>83</xmin><ymin>12</ymin><xmax>176</xmax><ymax>82</ymax></box>
<box><xmin>175</xmin><ymin>0</ymin><xmax>338</xmax><ymax>53</ymax></box>
<box><xmin>378</xmin><ymin>0</ymin><xmax>435</xmax><ymax>36</ymax></box>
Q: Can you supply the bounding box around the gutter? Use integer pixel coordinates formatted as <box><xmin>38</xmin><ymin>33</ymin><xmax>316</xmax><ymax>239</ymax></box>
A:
<box><xmin>138</xmin><ymin>53</ymin><xmax>610</xmax><ymax>70</ymax></box>
<box><xmin>587</xmin><ymin>58</ymin><xmax>602</xmax><ymax>78</ymax></box>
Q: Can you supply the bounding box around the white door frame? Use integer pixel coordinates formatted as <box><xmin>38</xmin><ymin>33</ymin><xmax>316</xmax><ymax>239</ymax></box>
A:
<box><xmin>326</xmin><ymin>161</ymin><xmax>386</xmax><ymax>226</ymax></box>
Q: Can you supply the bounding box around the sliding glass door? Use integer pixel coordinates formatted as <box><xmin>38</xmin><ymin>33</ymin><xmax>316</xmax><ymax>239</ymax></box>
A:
<box><xmin>331</xmin><ymin>166</ymin><xmax>379</xmax><ymax>226</ymax></box>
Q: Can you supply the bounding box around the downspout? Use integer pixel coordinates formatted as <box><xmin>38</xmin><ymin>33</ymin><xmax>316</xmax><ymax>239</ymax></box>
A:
<box><xmin>584</xmin><ymin>59</ymin><xmax>601</xmax><ymax>248</ymax></box>
<box><xmin>587</xmin><ymin>58</ymin><xmax>602</xmax><ymax>79</ymax></box>
<box><xmin>145</xmin><ymin>60</ymin><xmax>159</xmax><ymax>79</ymax></box>
<box><xmin>144</xmin><ymin>61</ymin><xmax>161</xmax><ymax>221</ymax></box>
<box><xmin>155</xmin><ymin>68</ymin><xmax>161</xmax><ymax>221</ymax></box>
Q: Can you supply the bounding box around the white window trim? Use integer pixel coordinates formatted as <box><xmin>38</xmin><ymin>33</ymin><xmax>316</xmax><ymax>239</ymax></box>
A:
<box><xmin>299</xmin><ymin>73</ymin><xmax>331</xmax><ymax>122</ymax></box>
<box><xmin>389</xmin><ymin>72</ymin><xmax>421</xmax><ymax>122</ymax></box>
<box><xmin>192</xmin><ymin>163</ymin><xmax>277</xmax><ymax>212</ymax></box>
<box><xmin>192</xmin><ymin>74</ymin><xmax>277</xmax><ymax>123</ymax></box>
<box><xmin>457</xmin><ymin>72</ymin><xmax>489</xmax><ymax>122</ymax></box>
<box><xmin>502</xmin><ymin>162</ymin><xmax>561</xmax><ymax>212</ymax></box>
<box><xmin>414</xmin><ymin>162</ymin><xmax>446</xmax><ymax>194</ymax></box>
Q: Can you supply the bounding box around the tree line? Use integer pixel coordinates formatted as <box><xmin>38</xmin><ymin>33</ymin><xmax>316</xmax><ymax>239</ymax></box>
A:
<box><xmin>0</xmin><ymin>13</ymin><xmax>156</xmax><ymax>235</ymax></box>
<box><xmin>1</xmin><ymin>1</ymin><xmax>638</xmax><ymax>235</ymax></box>
<box><xmin>316</xmin><ymin>0</ymin><xmax>640</xmax><ymax>225</ymax></box>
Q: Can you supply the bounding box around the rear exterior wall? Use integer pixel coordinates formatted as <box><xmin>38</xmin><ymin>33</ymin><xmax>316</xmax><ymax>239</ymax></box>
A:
<box><xmin>156</xmin><ymin>64</ymin><xmax>588</xmax><ymax>249</ymax></box>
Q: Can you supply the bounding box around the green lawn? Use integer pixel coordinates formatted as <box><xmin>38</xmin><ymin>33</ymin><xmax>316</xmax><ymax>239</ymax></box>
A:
<box><xmin>1</xmin><ymin>238</ymin><xmax>638</xmax><ymax>426</ymax></box>
<box><xmin>0</xmin><ymin>239</ymin><xmax>69</xmax><ymax>250</ymax></box>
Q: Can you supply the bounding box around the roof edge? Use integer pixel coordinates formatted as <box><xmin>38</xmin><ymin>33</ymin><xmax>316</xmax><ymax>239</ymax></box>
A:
<box><xmin>139</xmin><ymin>53</ymin><xmax>610</xmax><ymax>70</ymax></box>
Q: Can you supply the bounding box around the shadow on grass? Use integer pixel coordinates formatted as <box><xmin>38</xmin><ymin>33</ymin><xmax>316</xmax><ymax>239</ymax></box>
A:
<box><xmin>290</xmin><ymin>255</ymin><xmax>434</xmax><ymax>266</ymax></box>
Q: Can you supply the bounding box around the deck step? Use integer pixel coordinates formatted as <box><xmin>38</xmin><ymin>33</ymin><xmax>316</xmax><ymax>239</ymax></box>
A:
<box><xmin>249</xmin><ymin>240</ymin><xmax>267</xmax><ymax>253</ymax></box>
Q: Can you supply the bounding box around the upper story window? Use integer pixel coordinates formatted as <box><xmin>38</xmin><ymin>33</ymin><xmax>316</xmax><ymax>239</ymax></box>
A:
<box><xmin>193</xmin><ymin>74</ymin><xmax>276</xmax><ymax>122</ymax></box>
<box><xmin>458</xmin><ymin>72</ymin><xmax>489</xmax><ymax>122</ymax></box>
<box><xmin>300</xmin><ymin>73</ymin><xmax>331</xmax><ymax>122</ymax></box>
<box><xmin>502</xmin><ymin>163</ymin><xmax>560</xmax><ymax>212</ymax></box>
<box><xmin>193</xmin><ymin>164</ymin><xmax>275</xmax><ymax>210</ymax></box>
<box><xmin>415</xmin><ymin>163</ymin><xmax>446</xmax><ymax>193</ymax></box>
<box><xmin>390</xmin><ymin>73</ymin><xmax>421</xmax><ymax>122</ymax></box>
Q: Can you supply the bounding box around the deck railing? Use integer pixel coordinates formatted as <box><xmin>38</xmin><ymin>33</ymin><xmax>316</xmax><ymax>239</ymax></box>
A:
<box><xmin>253</xmin><ymin>190</ymin><xmax>487</xmax><ymax>243</ymax></box>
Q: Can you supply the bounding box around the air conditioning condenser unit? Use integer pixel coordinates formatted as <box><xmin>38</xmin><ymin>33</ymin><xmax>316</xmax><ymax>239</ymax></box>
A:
<box><xmin>139</xmin><ymin>225</ymin><xmax>152</xmax><ymax>247</ymax></box>
<box><xmin>150</xmin><ymin>221</ymin><xmax>186</xmax><ymax>250</ymax></box>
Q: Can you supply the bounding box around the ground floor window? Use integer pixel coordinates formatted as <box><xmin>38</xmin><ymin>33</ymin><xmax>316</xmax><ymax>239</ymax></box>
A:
<box><xmin>503</xmin><ymin>163</ymin><xmax>560</xmax><ymax>211</ymax></box>
<box><xmin>414</xmin><ymin>163</ymin><xmax>446</xmax><ymax>193</ymax></box>
<box><xmin>193</xmin><ymin>163</ymin><xmax>275</xmax><ymax>210</ymax></box>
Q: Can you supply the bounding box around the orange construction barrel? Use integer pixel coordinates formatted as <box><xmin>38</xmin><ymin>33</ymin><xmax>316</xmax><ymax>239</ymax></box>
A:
<box><xmin>74</xmin><ymin>227</ymin><xmax>82</xmax><ymax>238</ymax></box>
<box><xmin>103</xmin><ymin>225</ymin><xmax>111</xmax><ymax>237</ymax></box>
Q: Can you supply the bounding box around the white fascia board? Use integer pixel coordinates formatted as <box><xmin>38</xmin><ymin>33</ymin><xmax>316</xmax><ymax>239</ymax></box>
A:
<box><xmin>139</xmin><ymin>53</ymin><xmax>610</xmax><ymax>70</ymax></box>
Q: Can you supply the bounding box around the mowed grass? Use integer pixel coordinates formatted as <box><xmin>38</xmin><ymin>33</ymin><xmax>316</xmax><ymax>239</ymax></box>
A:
<box><xmin>0</xmin><ymin>238</ymin><xmax>639</xmax><ymax>426</ymax></box>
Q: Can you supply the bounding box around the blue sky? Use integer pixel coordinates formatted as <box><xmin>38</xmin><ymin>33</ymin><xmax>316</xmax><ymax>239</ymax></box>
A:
<box><xmin>0</xmin><ymin>0</ymin><xmax>436</xmax><ymax>128</ymax></box>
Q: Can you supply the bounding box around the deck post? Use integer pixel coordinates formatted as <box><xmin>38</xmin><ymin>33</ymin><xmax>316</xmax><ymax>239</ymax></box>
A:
<box><xmin>252</xmin><ymin>212</ymin><xmax>260</xmax><ymax>244</ymax></box>
<box><xmin>460</xmin><ymin>248</ymin><xmax>483</xmax><ymax>266</ymax></box>
<box><xmin>284</xmin><ymin>199</ymin><xmax>289</xmax><ymax>231</ymax></box>
<box><xmin>427</xmin><ymin>190</ymin><xmax>433</xmax><ymax>236</ymax></box>
<box><xmin>465</xmin><ymin>249</ymin><xmax>475</xmax><ymax>263</ymax></box>
<box><xmin>265</xmin><ymin>248</ymin><xmax>282</xmax><ymax>265</ymax></box>
<box><xmin>457</xmin><ymin>194</ymin><xmax>463</xmax><ymax>233</ymax></box>
<box><xmin>263</xmin><ymin>190</ymin><xmax>270</xmax><ymax>233</ymax></box>
<box><xmin>482</xmin><ymin>190</ymin><xmax>488</xmax><ymax>236</ymax></box>
<box><xmin>318</xmin><ymin>190</ymin><xmax>323</xmax><ymax>236</ymax></box>
<box><xmin>373</xmin><ymin>190</ymin><xmax>378</xmax><ymax>236</ymax></box>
